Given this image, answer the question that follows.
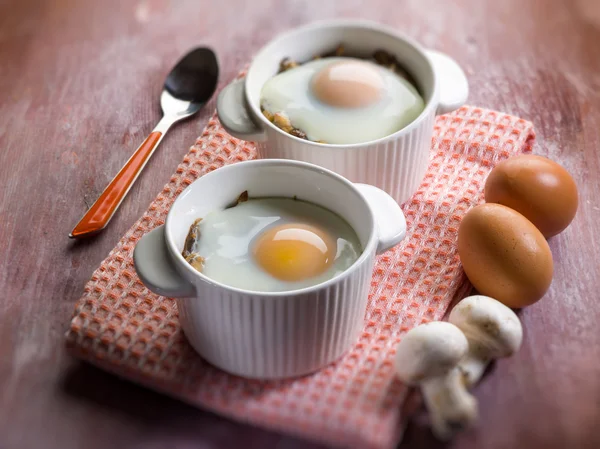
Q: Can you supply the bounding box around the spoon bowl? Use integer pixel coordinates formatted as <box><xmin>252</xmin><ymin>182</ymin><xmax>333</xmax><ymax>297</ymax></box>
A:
<box><xmin>70</xmin><ymin>47</ymin><xmax>219</xmax><ymax>239</ymax></box>
<box><xmin>160</xmin><ymin>90</ymin><xmax>202</xmax><ymax>120</ymax></box>
<box><xmin>165</xmin><ymin>47</ymin><xmax>219</xmax><ymax>102</ymax></box>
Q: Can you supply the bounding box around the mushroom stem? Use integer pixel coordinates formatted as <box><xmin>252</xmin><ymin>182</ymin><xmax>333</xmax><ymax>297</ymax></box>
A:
<box><xmin>457</xmin><ymin>351</ymin><xmax>489</xmax><ymax>387</ymax></box>
<box><xmin>421</xmin><ymin>367</ymin><xmax>479</xmax><ymax>440</ymax></box>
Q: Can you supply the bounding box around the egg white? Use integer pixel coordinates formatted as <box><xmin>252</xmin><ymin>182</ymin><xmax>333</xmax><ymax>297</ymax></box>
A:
<box><xmin>260</xmin><ymin>57</ymin><xmax>425</xmax><ymax>144</ymax></box>
<box><xmin>191</xmin><ymin>198</ymin><xmax>362</xmax><ymax>292</ymax></box>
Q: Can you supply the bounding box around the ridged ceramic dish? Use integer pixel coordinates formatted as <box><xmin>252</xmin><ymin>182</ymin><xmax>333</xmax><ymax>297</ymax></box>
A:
<box><xmin>217</xmin><ymin>19</ymin><xmax>469</xmax><ymax>204</ymax></box>
<box><xmin>133</xmin><ymin>159</ymin><xmax>407</xmax><ymax>379</ymax></box>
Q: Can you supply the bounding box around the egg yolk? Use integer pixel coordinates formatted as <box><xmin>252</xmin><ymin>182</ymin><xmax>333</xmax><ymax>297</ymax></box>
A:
<box><xmin>253</xmin><ymin>223</ymin><xmax>336</xmax><ymax>282</ymax></box>
<box><xmin>311</xmin><ymin>60</ymin><xmax>384</xmax><ymax>108</ymax></box>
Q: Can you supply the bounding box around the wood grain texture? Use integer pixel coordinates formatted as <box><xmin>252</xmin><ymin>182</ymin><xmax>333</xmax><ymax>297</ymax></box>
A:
<box><xmin>0</xmin><ymin>0</ymin><xmax>599</xmax><ymax>448</ymax></box>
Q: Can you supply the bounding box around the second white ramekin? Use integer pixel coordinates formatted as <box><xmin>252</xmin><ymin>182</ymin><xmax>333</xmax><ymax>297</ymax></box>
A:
<box><xmin>217</xmin><ymin>19</ymin><xmax>469</xmax><ymax>204</ymax></box>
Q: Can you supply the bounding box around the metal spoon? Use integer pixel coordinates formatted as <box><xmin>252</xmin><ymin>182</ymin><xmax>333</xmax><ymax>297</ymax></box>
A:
<box><xmin>69</xmin><ymin>47</ymin><xmax>219</xmax><ymax>239</ymax></box>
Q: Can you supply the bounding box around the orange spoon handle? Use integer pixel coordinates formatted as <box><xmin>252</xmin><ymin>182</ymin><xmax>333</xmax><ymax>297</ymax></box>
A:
<box><xmin>70</xmin><ymin>129</ymin><xmax>165</xmax><ymax>239</ymax></box>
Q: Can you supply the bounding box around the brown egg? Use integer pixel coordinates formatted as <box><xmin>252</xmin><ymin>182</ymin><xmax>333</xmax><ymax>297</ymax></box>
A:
<box><xmin>484</xmin><ymin>155</ymin><xmax>578</xmax><ymax>237</ymax></box>
<box><xmin>458</xmin><ymin>203</ymin><xmax>553</xmax><ymax>308</ymax></box>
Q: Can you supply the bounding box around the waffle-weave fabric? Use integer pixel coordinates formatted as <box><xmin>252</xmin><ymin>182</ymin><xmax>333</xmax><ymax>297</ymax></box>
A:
<box><xmin>66</xmin><ymin>106</ymin><xmax>534</xmax><ymax>449</ymax></box>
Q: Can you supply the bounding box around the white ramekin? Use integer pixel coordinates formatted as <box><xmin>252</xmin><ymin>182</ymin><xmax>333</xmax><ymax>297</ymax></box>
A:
<box><xmin>133</xmin><ymin>159</ymin><xmax>407</xmax><ymax>379</ymax></box>
<box><xmin>216</xmin><ymin>19</ymin><xmax>468</xmax><ymax>204</ymax></box>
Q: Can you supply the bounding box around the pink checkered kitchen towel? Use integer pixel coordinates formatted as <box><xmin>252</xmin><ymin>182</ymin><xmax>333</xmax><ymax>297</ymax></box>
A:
<box><xmin>66</xmin><ymin>106</ymin><xmax>534</xmax><ymax>449</ymax></box>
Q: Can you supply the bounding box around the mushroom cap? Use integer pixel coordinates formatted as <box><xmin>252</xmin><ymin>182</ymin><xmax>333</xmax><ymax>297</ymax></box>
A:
<box><xmin>394</xmin><ymin>322</ymin><xmax>468</xmax><ymax>384</ymax></box>
<box><xmin>449</xmin><ymin>295</ymin><xmax>523</xmax><ymax>358</ymax></box>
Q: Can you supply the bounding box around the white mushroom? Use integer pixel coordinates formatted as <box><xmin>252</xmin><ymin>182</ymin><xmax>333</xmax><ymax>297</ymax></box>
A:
<box><xmin>448</xmin><ymin>295</ymin><xmax>523</xmax><ymax>386</ymax></box>
<box><xmin>395</xmin><ymin>321</ymin><xmax>478</xmax><ymax>440</ymax></box>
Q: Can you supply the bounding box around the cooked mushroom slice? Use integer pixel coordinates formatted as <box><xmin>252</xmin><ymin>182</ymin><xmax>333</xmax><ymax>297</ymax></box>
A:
<box><xmin>184</xmin><ymin>253</ymin><xmax>205</xmax><ymax>271</ymax></box>
<box><xmin>181</xmin><ymin>218</ymin><xmax>204</xmax><ymax>272</ymax></box>
<box><xmin>373</xmin><ymin>49</ymin><xmax>394</xmax><ymax>65</ymax></box>
<box><xmin>449</xmin><ymin>295</ymin><xmax>523</xmax><ymax>386</ymax></box>
<box><xmin>237</xmin><ymin>190</ymin><xmax>248</xmax><ymax>204</ymax></box>
<box><xmin>289</xmin><ymin>128</ymin><xmax>307</xmax><ymax>139</ymax></box>
<box><xmin>278</xmin><ymin>57</ymin><xmax>298</xmax><ymax>73</ymax></box>
<box><xmin>272</xmin><ymin>113</ymin><xmax>294</xmax><ymax>133</ymax></box>
<box><xmin>226</xmin><ymin>190</ymin><xmax>249</xmax><ymax>209</ymax></box>
<box><xmin>395</xmin><ymin>322</ymin><xmax>478</xmax><ymax>440</ymax></box>
<box><xmin>261</xmin><ymin>108</ymin><xmax>274</xmax><ymax>122</ymax></box>
<box><xmin>182</xmin><ymin>218</ymin><xmax>202</xmax><ymax>258</ymax></box>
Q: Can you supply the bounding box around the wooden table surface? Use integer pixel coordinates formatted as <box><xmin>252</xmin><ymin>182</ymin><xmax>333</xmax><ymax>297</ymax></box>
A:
<box><xmin>1</xmin><ymin>0</ymin><xmax>599</xmax><ymax>448</ymax></box>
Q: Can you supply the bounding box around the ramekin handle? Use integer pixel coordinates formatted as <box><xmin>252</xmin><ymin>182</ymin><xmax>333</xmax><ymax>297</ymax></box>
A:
<box><xmin>133</xmin><ymin>225</ymin><xmax>195</xmax><ymax>298</ymax></box>
<box><xmin>217</xmin><ymin>79</ymin><xmax>267</xmax><ymax>142</ymax></box>
<box><xmin>355</xmin><ymin>184</ymin><xmax>407</xmax><ymax>255</ymax></box>
<box><xmin>426</xmin><ymin>49</ymin><xmax>469</xmax><ymax>115</ymax></box>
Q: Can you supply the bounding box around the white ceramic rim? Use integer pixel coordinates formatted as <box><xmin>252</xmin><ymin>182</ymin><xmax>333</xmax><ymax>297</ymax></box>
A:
<box><xmin>244</xmin><ymin>18</ymin><xmax>439</xmax><ymax>149</ymax></box>
<box><xmin>164</xmin><ymin>159</ymin><xmax>378</xmax><ymax>297</ymax></box>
